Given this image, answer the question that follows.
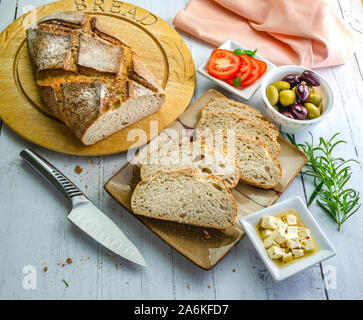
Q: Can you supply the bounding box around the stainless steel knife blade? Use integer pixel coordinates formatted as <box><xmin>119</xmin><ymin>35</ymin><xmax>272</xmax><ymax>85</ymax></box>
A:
<box><xmin>68</xmin><ymin>200</ymin><xmax>146</xmax><ymax>267</ymax></box>
<box><xmin>20</xmin><ymin>149</ymin><xmax>146</xmax><ymax>267</ymax></box>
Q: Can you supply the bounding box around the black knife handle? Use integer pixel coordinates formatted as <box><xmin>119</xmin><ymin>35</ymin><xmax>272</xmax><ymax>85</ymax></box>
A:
<box><xmin>20</xmin><ymin>149</ymin><xmax>86</xmax><ymax>203</ymax></box>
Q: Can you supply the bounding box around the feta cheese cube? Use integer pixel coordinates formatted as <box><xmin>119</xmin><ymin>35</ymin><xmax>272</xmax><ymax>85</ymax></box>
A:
<box><xmin>292</xmin><ymin>248</ymin><xmax>304</xmax><ymax>258</ymax></box>
<box><xmin>263</xmin><ymin>235</ymin><xmax>277</xmax><ymax>248</ymax></box>
<box><xmin>301</xmin><ymin>238</ymin><xmax>315</xmax><ymax>251</ymax></box>
<box><xmin>283</xmin><ymin>214</ymin><xmax>297</xmax><ymax>226</ymax></box>
<box><xmin>276</xmin><ymin>219</ymin><xmax>288</xmax><ymax>232</ymax></box>
<box><xmin>286</xmin><ymin>236</ymin><xmax>301</xmax><ymax>249</ymax></box>
<box><xmin>271</xmin><ymin>227</ymin><xmax>288</xmax><ymax>245</ymax></box>
<box><xmin>261</xmin><ymin>216</ymin><xmax>277</xmax><ymax>230</ymax></box>
<box><xmin>287</xmin><ymin>226</ymin><xmax>299</xmax><ymax>238</ymax></box>
<box><xmin>267</xmin><ymin>245</ymin><xmax>284</xmax><ymax>260</ymax></box>
<box><xmin>261</xmin><ymin>229</ymin><xmax>273</xmax><ymax>239</ymax></box>
<box><xmin>298</xmin><ymin>228</ymin><xmax>312</xmax><ymax>241</ymax></box>
<box><xmin>282</xmin><ymin>252</ymin><xmax>293</xmax><ymax>263</ymax></box>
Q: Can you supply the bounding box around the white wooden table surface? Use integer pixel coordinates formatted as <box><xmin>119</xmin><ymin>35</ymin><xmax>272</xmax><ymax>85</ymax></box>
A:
<box><xmin>0</xmin><ymin>0</ymin><xmax>362</xmax><ymax>300</ymax></box>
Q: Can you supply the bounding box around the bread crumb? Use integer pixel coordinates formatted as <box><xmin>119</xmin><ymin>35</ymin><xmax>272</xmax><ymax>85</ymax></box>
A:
<box><xmin>203</xmin><ymin>230</ymin><xmax>212</xmax><ymax>240</ymax></box>
<box><xmin>208</xmin><ymin>285</ymin><xmax>211</xmax><ymax>289</ymax></box>
<box><xmin>232</xmin><ymin>269</ymin><xmax>236</xmax><ymax>273</ymax></box>
<box><xmin>43</xmin><ymin>266</ymin><xmax>48</xmax><ymax>271</ymax></box>
<box><xmin>186</xmin><ymin>285</ymin><xmax>190</xmax><ymax>290</ymax></box>
<box><xmin>67</xmin><ymin>258</ymin><xmax>72</xmax><ymax>264</ymax></box>
<box><xmin>75</xmin><ymin>165</ymin><xmax>83</xmax><ymax>174</ymax></box>
<box><xmin>85</xmin><ymin>185</ymin><xmax>88</xmax><ymax>189</ymax></box>
<box><xmin>61</xmin><ymin>264</ymin><xmax>65</xmax><ymax>267</ymax></box>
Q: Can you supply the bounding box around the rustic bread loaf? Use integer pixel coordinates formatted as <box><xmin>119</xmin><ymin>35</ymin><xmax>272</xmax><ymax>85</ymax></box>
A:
<box><xmin>196</xmin><ymin>111</ymin><xmax>280</xmax><ymax>159</ymax></box>
<box><xmin>139</xmin><ymin>141</ymin><xmax>240</xmax><ymax>188</ymax></box>
<box><xmin>202</xmin><ymin>134</ymin><xmax>282</xmax><ymax>189</ymax></box>
<box><xmin>27</xmin><ymin>12</ymin><xmax>165</xmax><ymax>145</ymax></box>
<box><xmin>131</xmin><ymin>169</ymin><xmax>237</xmax><ymax>229</ymax></box>
<box><xmin>202</xmin><ymin>98</ymin><xmax>279</xmax><ymax>139</ymax></box>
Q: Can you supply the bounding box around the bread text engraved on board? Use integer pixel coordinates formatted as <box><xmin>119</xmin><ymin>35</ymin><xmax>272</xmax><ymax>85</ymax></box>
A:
<box><xmin>73</xmin><ymin>0</ymin><xmax>159</xmax><ymax>25</ymax></box>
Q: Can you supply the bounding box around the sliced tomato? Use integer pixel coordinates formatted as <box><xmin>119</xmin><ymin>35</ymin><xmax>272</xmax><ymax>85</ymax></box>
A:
<box><xmin>254</xmin><ymin>58</ymin><xmax>267</xmax><ymax>77</ymax></box>
<box><xmin>240</xmin><ymin>54</ymin><xmax>252</xmax><ymax>73</ymax></box>
<box><xmin>225</xmin><ymin>69</ymin><xmax>251</xmax><ymax>87</ymax></box>
<box><xmin>240</xmin><ymin>58</ymin><xmax>260</xmax><ymax>86</ymax></box>
<box><xmin>225</xmin><ymin>54</ymin><xmax>252</xmax><ymax>88</ymax></box>
<box><xmin>207</xmin><ymin>49</ymin><xmax>242</xmax><ymax>80</ymax></box>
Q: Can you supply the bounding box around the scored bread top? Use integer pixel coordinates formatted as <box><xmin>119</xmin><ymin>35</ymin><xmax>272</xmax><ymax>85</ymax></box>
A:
<box><xmin>26</xmin><ymin>11</ymin><xmax>165</xmax><ymax>143</ymax></box>
<box><xmin>77</xmin><ymin>33</ymin><xmax>124</xmax><ymax>74</ymax></box>
<box><xmin>27</xmin><ymin>29</ymin><xmax>73</xmax><ymax>72</ymax></box>
<box><xmin>196</xmin><ymin>111</ymin><xmax>280</xmax><ymax>159</ymax></box>
<box><xmin>202</xmin><ymin>98</ymin><xmax>279</xmax><ymax>139</ymax></box>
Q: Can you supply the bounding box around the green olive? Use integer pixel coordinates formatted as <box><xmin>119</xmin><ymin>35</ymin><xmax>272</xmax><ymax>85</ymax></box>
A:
<box><xmin>305</xmin><ymin>103</ymin><xmax>321</xmax><ymax>119</ymax></box>
<box><xmin>266</xmin><ymin>85</ymin><xmax>279</xmax><ymax>106</ymax></box>
<box><xmin>279</xmin><ymin>90</ymin><xmax>296</xmax><ymax>106</ymax></box>
<box><xmin>271</xmin><ymin>81</ymin><xmax>291</xmax><ymax>92</ymax></box>
<box><xmin>306</xmin><ymin>92</ymin><xmax>322</xmax><ymax>106</ymax></box>
<box><xmin>272</xmin><ymin>105</ymin><xmax>279</xmax><ymax>112</ymax></box>
<box><xmin>317</xmin><ymin>101</ymin><xmax>323</xmax><ymax>114</ymax></box>
<box><xmin>292</xmin><ymin>86</ymin><xmax>296</xmax><ymax>93</ymax></box>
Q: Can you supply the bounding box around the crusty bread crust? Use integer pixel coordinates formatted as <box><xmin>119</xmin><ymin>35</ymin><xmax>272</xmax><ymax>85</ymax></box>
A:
<box><xmin>131</xmin><ymin>168</ymin><xmax>238</xmax><ymax>229</ymax></box>
<box><xmin>201</xmin><ymin>133</ymin><xmax>282</xmax><ymax>189</ymax></box>
<box><xmin>203</xmin><ymin>98</ymin><xmax>279</xmax><ymax>139</ymax></box>
<box><xmin>27</xmin><ymin>11</ymin><xmax>165</xmax><ymax>145</ymax></box>
<box><xmin>196</xmin><ymin>111</ymin><xmax>281</xmax><ymax>159</ymax></box>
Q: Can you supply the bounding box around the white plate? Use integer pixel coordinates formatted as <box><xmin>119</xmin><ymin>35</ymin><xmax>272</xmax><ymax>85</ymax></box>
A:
<box><xmin>197</xmin><ymin>40</ymin><xmax>276</xmax><ymax>100</ymax></box>
<box><xmin>240</xmin><ymin>196</ymin><xmax>336</xmax><ymax>281</ymax></box>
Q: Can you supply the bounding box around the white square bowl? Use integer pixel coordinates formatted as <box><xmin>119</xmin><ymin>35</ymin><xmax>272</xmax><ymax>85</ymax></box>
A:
<box><xmin>197</xmin><ymin>40</ymin><xmax>276</xmax><ymax>100</ymax></box>
<box><xmin>240</xmin><ymin>196</ymin><xmax>336</xmax><ymax>281</ymax></box>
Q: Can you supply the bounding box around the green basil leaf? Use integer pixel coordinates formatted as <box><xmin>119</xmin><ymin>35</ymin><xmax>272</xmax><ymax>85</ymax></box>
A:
<box><xmin>243</xmin><ymin>49</ymin><xmax>257</xmax><ymax>57</ymax></box>
<box><xmin>233</xmin><ymin>77</ymin><xmax>242</xmax><ymax>87</ymax></box>
<box><xmin>233</xmin><ymin>49</ymin><xmax>242</xmax><ymax>56</ymax></box>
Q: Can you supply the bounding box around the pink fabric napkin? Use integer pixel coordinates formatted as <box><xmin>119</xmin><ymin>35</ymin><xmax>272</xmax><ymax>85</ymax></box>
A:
<box><xmin>173</xmin><ymin>0</ymin><xmax>356</xmax><ymax>68</ymax></box>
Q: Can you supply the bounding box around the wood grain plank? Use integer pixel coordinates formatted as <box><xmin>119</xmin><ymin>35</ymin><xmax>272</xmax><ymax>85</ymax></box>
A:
<box><xmin>0</xmin><ymin>127</ymin><xmax>100</xmax><ymax>299</ymax></box>
<box><xmin>1</xmin><ymin>0</ymin><xmax>362</xmax><ymax>300</ymax></box>
<box><xmin>293</xmin><ymin>65</ymin><xmax>363</xmax><ymax>300</ymax></box>
<box><xmin>0</xmin><ymin>0</ymin><xmax>18</xmax><ymax>32</ymax></box>
<box><xmin>0</xmin><ymin>0</ymin><xmax>18</xmax><ymax>136</ymax></box>
<box><xmin>142</xmin><ymin>0</ymin><xmax>218</xmax><ymax>300</ymax></box>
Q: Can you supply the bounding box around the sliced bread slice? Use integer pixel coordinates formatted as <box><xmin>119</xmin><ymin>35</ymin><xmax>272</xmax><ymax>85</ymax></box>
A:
<box><xmin>202</xmin><ymin>98</ymin><xmax>279</xmax><ymax>139</ymax></box>
<box><xmin>131</xmin><ymin>169</ymin><xmax>237</xmax><ymax>229</ymax></box>
<box><xmin>202</xmin><ymin>134</ymin><xmax>282</xmax><ymax>189</ymax></box>
<box><xmin>139</xmin><ymin>142</ymin><xmax>240</xmax><ymax>188</ymax></box>
<box><xmin>196</xmin><ymin>111</ymin><xmax>280</xmax><ymax>159</ymax></box>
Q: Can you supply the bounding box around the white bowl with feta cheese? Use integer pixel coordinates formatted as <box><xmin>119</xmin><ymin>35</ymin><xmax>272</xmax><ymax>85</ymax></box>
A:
<box><xmin>240</xmin><ymin>196</ymin><xmax>336</xmax><ymax>282</ymax></box>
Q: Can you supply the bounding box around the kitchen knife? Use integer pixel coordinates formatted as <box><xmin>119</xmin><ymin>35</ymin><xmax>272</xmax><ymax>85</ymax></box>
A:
<box><xmin>20</xmin><ymin>149</ymin><xmax>147</xmax><ymax>267</ymax></box>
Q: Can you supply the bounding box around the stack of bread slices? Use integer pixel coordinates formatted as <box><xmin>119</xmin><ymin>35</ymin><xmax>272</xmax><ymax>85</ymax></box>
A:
<box><xmin>131</xmin><ymin>98</ymin><xmax>282</xmax><ymax>229</ymax></box>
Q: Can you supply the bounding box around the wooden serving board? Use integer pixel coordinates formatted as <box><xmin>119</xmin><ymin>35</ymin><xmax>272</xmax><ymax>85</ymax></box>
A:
<box><xmin>0</xmin><ymin>0</ymin><xmax>195</xmax><ymax>156</ymax></box>
<box><xmin>104</xmin><ymin>89</ymin><xmax>308</xmax><ymax>270</ymax></box>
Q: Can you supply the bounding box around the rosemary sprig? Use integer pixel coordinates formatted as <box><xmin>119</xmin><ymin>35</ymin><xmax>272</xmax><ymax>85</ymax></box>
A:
<box><xmin>285</xmin><ymin>132</ymin><xmax>361</xmax><ymax>231</ymax></box>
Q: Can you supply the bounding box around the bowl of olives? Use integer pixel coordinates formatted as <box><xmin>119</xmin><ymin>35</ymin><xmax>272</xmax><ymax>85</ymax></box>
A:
<box><xmin>261</xmin><ymin>66</ymin><xmax>334</xmax><ymax>134</ymax></box>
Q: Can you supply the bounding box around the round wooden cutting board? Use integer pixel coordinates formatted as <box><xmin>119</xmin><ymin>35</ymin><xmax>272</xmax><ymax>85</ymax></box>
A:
<box><xmin>0</xmin><ymin>0</ymin><xmax>195</xmax><ymax>156</ymax></box>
